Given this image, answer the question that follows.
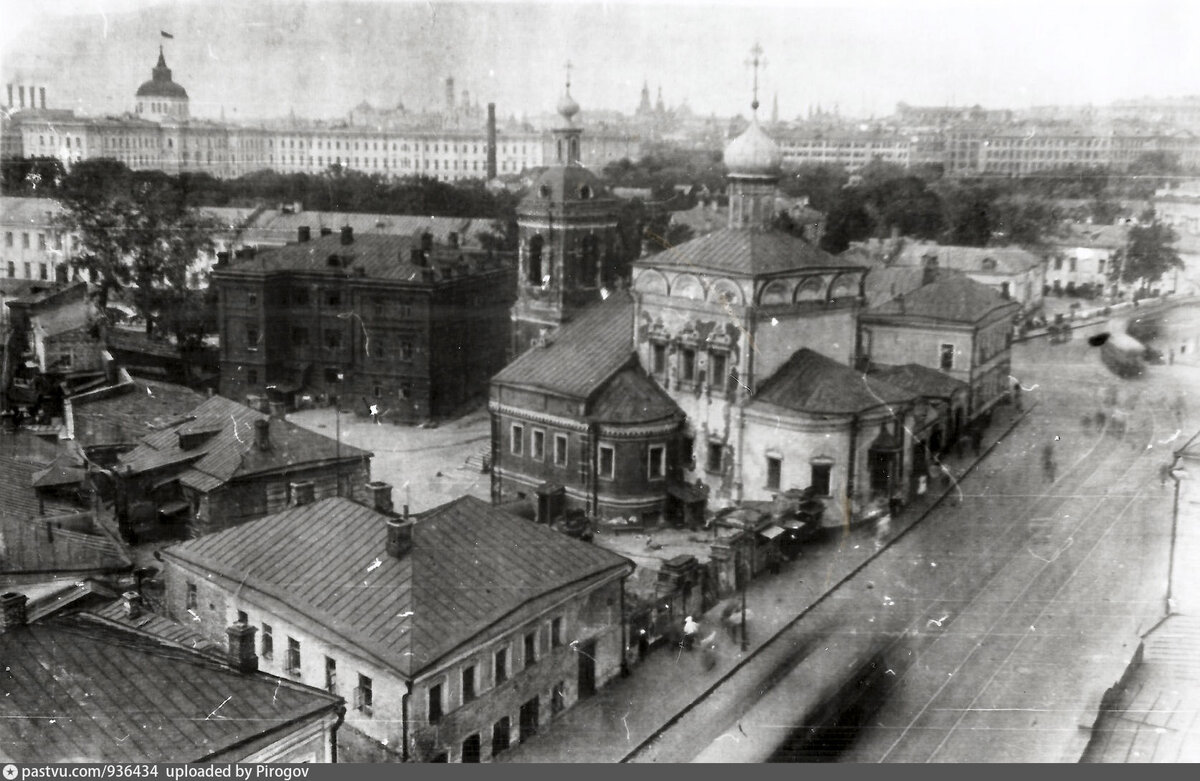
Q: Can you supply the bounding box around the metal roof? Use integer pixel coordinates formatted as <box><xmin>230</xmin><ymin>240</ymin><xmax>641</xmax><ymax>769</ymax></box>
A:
<box><xmin>590</xmin><ymin>367</ymin><xmax>683</xmax><ymax>425</ymax></box>
<box><xmin>637</xmin><ymin>227</ymin><xmax>863</xmax><ymax>277</ymax></box>
<box><xmin>0</xmin><ymin>617</ymin><xmax>340</xmax><ymax>763</ymax></box>
<box><xmin>864</xmin><ymin>273</ymin><xmax>1021</xmax><ymax>324</ymax></box>
<box><xmin>161</xmin><ymin>495</ymin><xmax>633</xmax><ymax>678</ymax></box>
<box><xmin>493</xmin><ymin>291</ymin><xmax>635</xmax><ymax>400</ymax></box>
<box><xmin>750</xmin><ymin>348</ymin><xmax>916</xmax><ymax>416</ymax></box>
<box><xmin>870</xmin><ymin>363</ymin><xmax>968</xmax><ymax>400</ymax></box>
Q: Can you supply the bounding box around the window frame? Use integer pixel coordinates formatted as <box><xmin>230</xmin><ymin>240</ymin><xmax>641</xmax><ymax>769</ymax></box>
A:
<box><xmin>811</xmin><ymin>461</ymin><xmax>833</xmax><ymax>497</ymax></box>
<box><xmin>553</xmin><ymin>433</ymin><xmax>569</xmax><ymax>467</ymax></box>
<box><xmin>706</xmin><ymin>441</ymin><xmax>724</xmax><ymax>474</ymax></box>
<box><xmin>939</xmin><ymin>343</ymin><xmax>955</xmax><ymax>371</ymax></box>
<box><xmin>510</xmin><ymin>423</ymin><xmax>524</xmax><ymax>456</ymax></box>
<box><xmin>524</xmin><ymin>630</ymin><xmax>538</xmax><ymax>669</ymax></box>
<box><xmin>462</xmin><ymin>664</ymin><xmax>477</xmax><ymax>704</ymax></box>
<box><xmin>261</xmin><ymin>623</ymin><xmax>273</xmax><ymax>660</ymax></box>
<box><xmin>428</xmin><ymin>681</ymin><xmax>444</xmax><ymax>724</ymax></box>
<box><xmin>598</xmin><ymin>444</ymin><xmax>616</xmax><ymax>480</ymax></box>
<box><xmin>494</xmin><ymin>646</ymin><xmax>509</xmax><ymax>684</ymax></box>
<box><xmin>648</xmin><ymin>444</ymin><xmax>666</xmax><ymax>481</ymax></box>
<box><xmin>531</xmin><ymin>428</ymin><xmax>546</xmax><ymax>461</ymax></box>
<box><xmin>355</xmin><ymin>673</ymin><xmax>374</xmax><ymax>716</ymax></box>
<box><xmin>286</xmin><ymin>637</ymin><xmax>302</xmax><ymax>677</ymax></box>
<box><xmin>324</xmin><ymin>655</ymin><xmax>337</xmax><ymax>695</ymax></box>
<box><xmin>766</xmin><ymin>454</ymin><xmax>782</xmax><ymax>491</ymax></box>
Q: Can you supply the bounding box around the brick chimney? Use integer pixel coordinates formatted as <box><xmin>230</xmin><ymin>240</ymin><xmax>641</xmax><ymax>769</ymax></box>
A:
<box><xmin>341</xmin><ymin>226</ymin><xmax>354</xmax><ymax>245</ymax></box>
<box><xmin>487</xmin><ymin>103</ymin><xmax>497</xmax><ymax>180</ymax></box>
<box><xmin>253</xmin><ymin>418</ymin><xmax>270</xmax><ymax>451</ymax></box>
<box><xmin>290</xmin><ymin>481</ymin><xmax>315</xmax><ymax>506</ymax></box>
<box><xmin>448</xmin><ymin>231</ymin><xmax>459</xmax><ymax>249</ymax></box>
<box><xmin>122</xmin><ymin>590</ymin><xmax>142</xmax><ymax>620</ymax></box>
<box><xmin>386</xmin><ymin>510</ymin><xmax>414</xmax><ymax>559</ymax></box>
<box><xmin>298</xmin><ymin>225</ymin><xmax>311</xmax><ymax>243</ymax></box>
<box><xmin>409</xmin><ymin>248</ymin><xmax>427</xmax><ymax>267</ymax></box>
<box><xmin>366</xmin><ymin>481</ymin><xmax>393</xmax><ymax>514</ymax></box>
<box><xmin>922</xmin><ymin>254</ymin><xmax>939</xmax><ymax>286</ymax></box>
<box><xmin>420</xmin><ymin>232</ymin><xmax>434</xmax><ymax>253</ymax></box>
<box><xmin>1</xmin><ymin>592</ymin><xmax>28</xmax><ymax>631</ymax></box>
<box><xmin>226</xmin><ymin>622</ymin><xmax>258</xmax><ymax>674</ymax></box>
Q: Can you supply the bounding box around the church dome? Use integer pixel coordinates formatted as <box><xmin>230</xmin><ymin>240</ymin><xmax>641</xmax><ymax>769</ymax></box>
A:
<box><xmin>724</xmin><ymin>118</ymin><xmax>781</xmax><ymax>178</ymax></box>
<box><xmin>556</xmin><ymin>88</ymin><xmax>580</xmax><ymax>124</ymax></box>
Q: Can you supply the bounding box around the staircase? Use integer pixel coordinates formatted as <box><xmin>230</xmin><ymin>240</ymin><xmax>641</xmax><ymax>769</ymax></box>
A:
<box><xmin>464</xmin><ymin>445</ymin><xmax>491</xmax><ymax>474</ymax></box>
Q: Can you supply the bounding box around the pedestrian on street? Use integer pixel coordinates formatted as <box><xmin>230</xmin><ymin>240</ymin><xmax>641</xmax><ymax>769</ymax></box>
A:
<box><xmin>682</xmin><ymin>615</ymin><xmax>699</xmax><ymax>651</ymax></box>
<box><xmin>1013</xmin><ymin>381</ymin><xmax>1022</xmax><ymax>411</ymax></box>
<box><xmin>700</xmin><ymin>631</ymin><xmax>719</xmax><ymax>671</ymax></box>
<box><xmin>767</xmin><ymin>547</ymin><xmax>781</xmax><ymax>576</ymax></box>
<box><xmin>721</xmin><ymin>603</ymin><xmax>739</xmax><ymax>642</ymax></box>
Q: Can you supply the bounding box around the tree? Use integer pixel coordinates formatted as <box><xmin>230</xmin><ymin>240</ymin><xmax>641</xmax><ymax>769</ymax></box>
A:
<box><xmin>1112</xmin><ymin>209</ymin><xmax>1183</xmax><ymax>292</ymax></box>
<box><xmin>0</xmin><ymin>156</ymin><xmax>67</xmax><ymax>197</ymax></box>
<box><xmin>819</xmin><ymin>189</ymin><xmax>872</xmax><ymax>254</ymax></box>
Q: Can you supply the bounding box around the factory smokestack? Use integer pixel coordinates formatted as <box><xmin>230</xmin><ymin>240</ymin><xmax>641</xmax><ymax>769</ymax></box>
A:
<box><xmin>487</xmin><ymin>103</ymin><xmax>497</xmax><ymax>180</ymax></box>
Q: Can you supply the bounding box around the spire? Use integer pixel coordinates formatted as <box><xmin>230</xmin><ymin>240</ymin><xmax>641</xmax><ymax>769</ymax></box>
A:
<box><xmin>745</xmin><ymin>42</ymin><xmax>765</xmax><ymax>115</ymax></box>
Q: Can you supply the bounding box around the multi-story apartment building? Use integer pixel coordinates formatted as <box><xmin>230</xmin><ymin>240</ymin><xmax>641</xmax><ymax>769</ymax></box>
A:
<box><xmin>776</xmin><ymin>129</ymin><xmax>912</xmax><ymax>171</ymax></box>
<box><xmin>211</xmin><ymin>227</ymin><xmax>515</xmax><ymax>421</ymax></box>
<box><xmin>0</xmin><ymin>197</ymin><xmax>76</xmax><ymax>282</ymax></box>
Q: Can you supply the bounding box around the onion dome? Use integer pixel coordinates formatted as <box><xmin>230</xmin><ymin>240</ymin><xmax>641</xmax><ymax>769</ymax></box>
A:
<box><xmin>136</xmin><ymin>48</ymin><xmax>189</xmax><ymax>99</ymax></box>
<box><xmin>557</xmin><ymin>86</ymin><xmax>580</xmax><ymax>125</ymax></box>
<box><xmin>724</xmin><ymin>117</ymin><xmax>781</xmax><ymax>178</ymax></box>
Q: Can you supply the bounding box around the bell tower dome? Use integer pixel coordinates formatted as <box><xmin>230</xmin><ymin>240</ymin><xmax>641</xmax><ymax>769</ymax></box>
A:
<box><xmin>135</xmin><ymin>46</ymin><xmax>190</xmax><ymax>122</ymax></box>
<box><xmin>724</xmin><ymin>43</ymin><xmax>781</xmax><ymax>230</ymax></box>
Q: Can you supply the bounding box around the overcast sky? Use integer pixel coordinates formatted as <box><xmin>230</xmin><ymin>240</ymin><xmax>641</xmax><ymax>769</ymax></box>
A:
<box><xmin>1</xmin><ymin>0</ymin><xmax>1198</xmax><ymax>122</ymax></box>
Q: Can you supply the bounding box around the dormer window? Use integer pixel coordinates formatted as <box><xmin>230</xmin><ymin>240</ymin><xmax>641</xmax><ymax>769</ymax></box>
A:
<box><xmin>578</xmin><ymin>185</ymin><xmax>592</xmax><ymax>200</ymax></box>
<box><xmin>539</xmin><ymin>184</ymin><xmax>552</xmax><ymax>199</ymax></box>
<box><xmin>327</xmin><ymin>254</ymin><xmax>340</xmax><ymax>268</ymax></box>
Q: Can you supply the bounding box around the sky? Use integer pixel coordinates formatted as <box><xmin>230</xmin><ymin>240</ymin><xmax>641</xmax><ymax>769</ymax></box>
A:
<box><xmin>1</xmin><ymin>0</ymin><xmax>1198</xmax><ymax>122</ymax></box>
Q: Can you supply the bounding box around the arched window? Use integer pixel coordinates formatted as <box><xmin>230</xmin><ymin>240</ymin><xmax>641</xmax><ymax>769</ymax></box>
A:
<box><xmin>760</xmin><ymin>280</ymin><xmax>791</xmax><ymax>306</ymax></box>
<box><xmin>528</xmin><ymin>235</ymin><xmax>544</xmax><ymax>286</ymax></box>
<box><xmin>673</xmin><ymin>275</ymin><xmax>704</xmax><ymax>301</ymax></box>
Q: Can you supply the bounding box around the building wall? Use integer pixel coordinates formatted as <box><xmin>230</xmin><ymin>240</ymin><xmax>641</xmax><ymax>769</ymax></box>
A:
<box><xmin>230</xmin><ymin>714</ymin><xmax>338</xmax><ymax>763</ymax></box>
<box><xmin>862</xmin><ymin>321</ymin><xmax>974</xmax><ymax>388</ymax></box>
<box><xmin>162</xmin><ymin>556</ymin><xmax>626</xmax><ymax>763</ymax></box>
<box><xmin>0</xmin><ymin>202</ymin><xmax>75</xmax><ymax>283</ymax></box>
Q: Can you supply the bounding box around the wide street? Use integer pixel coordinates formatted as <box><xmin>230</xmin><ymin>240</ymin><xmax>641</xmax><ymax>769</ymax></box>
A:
<box><xmin>672</xmin><ymin>304</ymin><xmax>1200</xmax><ymax>763</ymax></box>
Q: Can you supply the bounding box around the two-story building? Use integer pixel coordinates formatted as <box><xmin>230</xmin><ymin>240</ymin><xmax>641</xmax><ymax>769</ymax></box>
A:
<box><xmin>158</xmin><ymin>486</ymin><xmax>634</xmax><ymax>762</ymax></box>
<box><xmin>858</xmin><ymin>272</ymin><xmax>1021</xmax><ymax>426</ymax></box>
<box><xmin>211</xmin><ymin>227</ymin><xmax>515</xmax><ymax>422</ymax></box>
<box><xmin>884</xmin><ymin>241</ymin><xmax>1045</xmax><ymax>317</ymax></box>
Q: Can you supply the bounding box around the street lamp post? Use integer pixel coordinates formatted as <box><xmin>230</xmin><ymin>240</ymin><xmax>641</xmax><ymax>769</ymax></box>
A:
<box><xmin>1167</xmin><ymin>461</ymin><xmax>1188</xmax><ymax>615</ymax></box>
<box><xmin>740</xmin><ymin>532</ymin><xmax>748</xmax><ymax>652</ymax></box>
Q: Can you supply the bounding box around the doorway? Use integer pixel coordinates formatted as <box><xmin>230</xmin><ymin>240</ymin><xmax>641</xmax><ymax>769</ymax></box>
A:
<box><xmin>577</xmin><ymin>638</ymin><xmax>597</xmax><ymax>698</ymax></box>
<box><xmin>519</xmin><ymin>697</ymin><xmax>539</xmax><ymax>743</ymax></box>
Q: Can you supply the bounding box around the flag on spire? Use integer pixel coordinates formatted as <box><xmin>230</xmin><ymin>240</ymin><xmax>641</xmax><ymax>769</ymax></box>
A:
<box><xmin>161</xmin><ymin>31</ymin><xmax>174</xmax><ymax>39</ymax></box>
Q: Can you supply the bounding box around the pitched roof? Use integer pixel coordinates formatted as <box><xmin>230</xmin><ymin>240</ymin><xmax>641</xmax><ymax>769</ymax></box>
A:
<box><xmin>891</xmin><ymin>242</ymin><xmax>1042</xmax><ymax>275</ymax></box>
<box><xmin>870</xmin><ymin>363</ymin><xmax>968</xmax><ymax>400</ymax></box>
<box><xmin>638</xmin><ymin>227</ymin><xmax>864</xmax><ymax>277</ymax></box>
<box><xmin>750</xmin><ymin>349</ymin><xmax>916</xmax><ymax>415</ymax></box>
<box><xmin>493</xmin><ymin>291</ymin><xmax>635</xmax><ymax>400</ymax></box>
<box><xmin>590</xmin><ymin>367</ymin><xmax>682</xmax><ymax>425</ymax></box>
<box><xmin>861</xmin><ymin>266</ymin><xmax>935</xmax><ymax>308</ymax></box>
<box><xmin>0</xmin><ymin>513</ymin><xmax>130</xmax><ymax>579</ymax></box>
<box><xmin>118</xmin><ymin>395</ymin><xmax>370</xmax><ymax>484</ymax></box>
<box><xmin>249</xmin><ymin>210</ymin><xmax>483</xmax><ymax>247</ymax></box>
<box><xmin>0</xmin><ymin>617</ymin><xmax>340</xmax><ymax>763</ymax></box>
<box><xmin>224</xmin><ymin>233</ymin><xmax>499</xmax><ymax>282</ymax></box>
<box><xmin>864</xmin><ymin>273</ymin><xmax>1020</xmax><ymax>324</ymax></box>
<box><xmin>71</xmin><ymin>376</ymin><xmax>207</xmax><ymax>447</ymax></box>
<box><xmin>0</xmin><ymin>196</ymin><xmax>66</xmax><ymax>226</ymax></box>
<box><xmin>161</xmin><ymin>495</ymin><xmax>632</xmax><ymax>678</ymax></box>
<box><xmin>0</xmin><ymin>456</ymin><xmax>81</xmax><ymax>522</ymax></box>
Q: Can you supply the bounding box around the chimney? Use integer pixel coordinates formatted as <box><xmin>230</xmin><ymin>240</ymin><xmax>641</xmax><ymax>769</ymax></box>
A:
<box><xmin>290</xmin><ymin>480</ymin><xmax>315</xmax><ymax>507</ymax></box>
<box><xmin>922</xmin><ymin>255</ymin><xmax>939</xmax><ymax>286</ymax></box>
<box><xmin>39</xmin><ymin>86</ymin><xmax>45</xmax><ymax>110</ymax></box>
<box><xmin>226</xmin><ymin>622</ymin><xmax>259</xmax><ymax>674</ymax></box>
<box><xmin>410</xmin><ymin>248</ymin><xmax>427</xmax><ymax>267</ymax></box>
<box><xmin>298</xmin><ymin>225</ymin><xmax>311</xmax><ymax>243</ymax></box>
<box><xmin>6</xmin><ymin>84</ymin><xmax>12</xmax><ymax>108</ymax></box>
<box><xmin>420</xmin><ymin>232</ymin><xmax>433</xmax><ymax>253</ymax></box>
<box><xmin>386</xmin><ymin>515</ymin><xmax>414</xmax><ymax>559</ymax></box>
<box><xmin>341</xmin><ymin>225</ymin><xmax>354</xmax><ymax>245</ymax></box>
<box><xmin>320</xmin><ymin>226</ymin><xmax>333</xmax><ymax>237</ymax></box>
<box><xmin>216</xmin><ymin>251</ymin><xmax>230</xmax><ymax>267</ymax></box>
<box><xmin>253</xmin><ymin>418</ymin><xmax>270</xmax><ymax>451</ymax></box>
<box><xmin>1</xmin><ymin>592</ymin><xmax>28</xmax><ymax>631</ymax></box>
<box><xmin>487</xmin><ymin>103</ymin><xmax>497</xmax><ymax>180</ymax></box>
<box><xmin>366</xmin><ymin>481</ymin><xmax>393</xmax><ymax>514</ymax></box>
<box><xmin>448</xmin><ymin>231</ymin><xmax>459</xmax><ymax>249</ymax></box>
<box><xmin>18</xmin><ymin>85</ymin><xmax>25</xmax><ymax>109</ymax></box>
<box><xmin>122</xmin><ymin>590</ymin><xmax>142</xmax><ymax>620</ymax></box>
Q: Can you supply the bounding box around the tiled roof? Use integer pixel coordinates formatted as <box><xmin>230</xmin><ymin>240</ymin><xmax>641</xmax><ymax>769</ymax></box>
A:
<box><xmin>161</xmin><ymin>495</ymin><xmax>632</xmax><ymax>678</ymax></box>
<box><xmin>118</xmin><ymin>395</ymin><xmax>371</xmax><ymax>485</ymax></box>
<box><xmin>750</xmin><ymin>348</ymin><xmax>916</xmax><ymax>415</ymax></box>
<box><xmin>224</xmin><ymin>233</ymin><xmax>499</xmax><ymax>282</ymax></box>
<box><xmin>864</xmin><ymin>273</ymin><xmax>1021</xmax><ymax>324</ymax></box>
<box><xmin>590</xmin><ymin>367</ymin><xmax>683</xmax><ymax>425</ymax></box>
<box><xmin>493</xmin><ymin>291</ymin><xmax>635</xmax><ymax>400</ymax></box>
<box><xmin>639</xmin><ymin>227</ymin><xmax>863</xmax><ymax>277</ymax></box>
<box><xmin>891</xmin><ymin>241</ymin><xmax>1043</xmax><ymax>275</ymax></box>
<box><xmin>71</xmin><ymin>377</ymin><xmax>207</xmax><ymax>447</ymax></box>
<box><xmin>0</xmin><ymin>617</ymin><xmax>340</xmax><ymax>763</ymax></box>
<box><xmin>870</xmin><ymin>363</ymin><xmax>968</xmax><ymax>400</ymax></box>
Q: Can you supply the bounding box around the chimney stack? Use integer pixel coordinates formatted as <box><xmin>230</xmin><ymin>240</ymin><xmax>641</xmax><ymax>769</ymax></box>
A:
<box><xmin>226</xmin><ymin>622</ymin><xmax>259</xmax><ymax>674</ymax></box>
<box><xmin>410</xmin><ymin>248</ymin><xmax>427</xmax><ymax>267</ymax></box>
<box><xmin>448</xmin><ymin>231</ymin><xmax>459</xmax><ymax>249</ymax></box>
<box><xmin>386</xmin><ymin>516</ymin><xmax>414</xmax><ymax>559</ymax></box>
<box><xmin>253</xmin><ymin>418</ymin><xmax>270</xmax><ymax>451</ymax></box>
<box><xmin>39</xmin><ymin>86</ymin><xmax>45</xmax><ymax>110</ymax></box>
<box><xmin>341</xmin><ymin>225</ymin><xmax>354</xmax><ymax>245</ymax></box>
<box><xmin>290</xmin><ymin>480</ymin><xmax>315</xmax><ymax>506</ymax></box>
<box><xmin>1</xmin><ymin>592</ymin><xmax>28</xmax><ymax>631</ymax></box>
<box><xmin>216</xmin><ymin>251</ymin><xmax>230</xmax><ymax>267</ymax></box>
<box><xmin>6</xmin><ymin>84</ymin><xmax>12</xmax><ymax>108</ymax></box>
<box><xmin>922</xmin><ymin>255</ymin><xmax>939</xmax><ymax>286</ymax></box>
<box><xmin>420</xmin><ymin>232</ymin><xmax>434</xmax><ymax>253</ymax></box>
<box><xmin>18</xmin><ymin>85</ymin><xmax>25</xmax><ymax>109</ymax></box>
<box><xmin>366</xmin><ymin>481</ymin><xmax>393</xmax><ymax>514</ymax></box>
<box><xmin>486</xmin><ymin>103</ymin><xmax>497</xmax><ymax>180</ymax></box>
<box><xmin>298</xmin><ymin>225</ymin><xmax>311</xmax><ymax>243</ymax></box>
<box><xmin>122</xmin><ymin>591</ymin><xmax>142</xmax><ymax>620</ymax></box>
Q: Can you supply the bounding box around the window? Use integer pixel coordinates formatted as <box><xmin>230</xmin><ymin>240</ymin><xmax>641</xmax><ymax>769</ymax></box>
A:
<box><xmin>38</xmin><ymin>264</ymin><xmax>47</xmax><ymax>281</ymax></box>
<box><xmin>462</xmin><ymin>665</ymin><xmax>476</xmax><ymax>704</ymax></box>
<box><xmin>648</xmin><ymin>445</ymin><xmax>666</xmax><ymax>480</ymax></box>
<box><xmin>524</xmin><ymin>630</ymin><xmax>537</xmax><ymax>668</ymax></box>
<box><xmin>494</xmin><ymin>647</ymin><xmax>508</xmax><ymax>684</ymax></box>
<box><xmin>4</xmin><ymin>232</ymin><xmax>11</xmax><ymax>247</ymax></box>
<box><xmin>286</xmin><ymin>637</ymin><xmax>301</xmax><ymax>676</ymax></box>
<box><xmin>939</xmin><ymin>344</ymin><xmax>955</xmax><ymax>371</ymax></box>
<box><xmin>185</xmin><ymin>582</ymin><xmax>197</xmax><ymax>611</ymax></box>
<box><xmin>355</xmin><ymin>674</ymin><xmax>373</xmax><ymax>716</ymax></box>
<box><xmin>551</xmin><ymin>616</ymin><xmax>564</xmax><ymax>648</ymax></box>
<box><xmin>261</xmin><ymin>624</ymin><xmax>273</xmax><ymax>660</ymax></box>
<box><xmin>399</xmin><ymin>339</ymin><xmax>413</xmax><ymax>360</ymax></box>
<box><xmin>462</xmin><ymin>734</ymin><xmax>481</xmax><ymax>764</ymax></box>
<box><xmin>552</xmin><ymin>682</ymin><xmax>565</xmax><ymax>714</ymax></box>
<box><xmin>428</xmin><ymin>682</ymin><xmax>443</xmax><ymax>724</ymax></box>
<box><xmin>492</xmin><ymin>717</ymin><xmax>511</xmax><ymax>756</ymax></box>
<box><xmin>245</xmin><ymin>325</ymin><xmax>259</xmax><ymax>350</ymax></box>
<box><xmin>236</xmin><ymin>610</ymin><xmax>248</xmax><ymax>624</ymax></box>
<box><xmin>811</xmin><ymin>462</ymin><xmax>833</xmax><ymax>496</ymax></box>
<box><xmin>292</xmin><ymin>327</ymin><xmax>309</xmax><ymax>346</ymax></box>
<box><xmin>652</xmin><ymin>343</ymin><xmax>667</xmax><ymax>375</ymax></box>
<box><xmin>325</xmin><ymin>330</ymin><xmax>341</xmax><ymax>349</ymax></box>
<box><xmin>527</xmin><ymin>235</ymin><xmax>544</xmax><ymax>285</ymax></box>
<box><xmin>510</xmin><ymin>424</ymin><xmax>524</xmax><ymax>455</ymax></box>
<box><xmin>681</xmin><ymin>348</ymin><xmax>696</xmax><ymax>381</ymax></box>
<box><xmin>709</xmin><ymin>352</ymin><xmax>727</xmax><ymax>390</ymax></box>
<box><xmin>248</xmin><ymin>293</ymin><xmax>257</xmax><ymax>306</ymax></box>
<box><xmin>326</xmin><ymin>290</ymin><xmax>341</xmax><ymax>306</ymax></box>
<box><xmin>531</xmin><ymin>429</ymin><xmax>545</xmax><ymax>460</ymax></box>
<box><xmin>293</xmin><ymin>288</ymin><xmax>309</xmax><ymax>306</ymax></box>
<box><xmin>22</xmin><ymin>233</ymin><xmax>29</xmax><ymax>249</ymax></box>
<box><xmin>766</xmin><ymin>455</ymin><xmax>782</xmax><ymax>491</ymax></box>
<box><xmin>37</xmin><ymin>233</ymin><xmax>45</xmax><ymax>250</ymax></box>
<box><xmin>598</xmin><ymin>445</ymin><xmax>615</xmax><ymax>479</ymax></box>
<box><xmin>706</xmin><ymin>442</ymin><xmax>725</xmax><ymax>473</ymax></box>
<box><xmin>324</xmin><ymin>656</ymin><xmax>337</xmax><ymax>694</ymax></box>
<box><xmin>247</xmin><ymin>369</ymin><xmax>258</xmax><ymax>385</ymax></box>
<box><xmin>553</xmin><ymin>433</ymin><xmax>569</xmax><ymax>467</ymax></box>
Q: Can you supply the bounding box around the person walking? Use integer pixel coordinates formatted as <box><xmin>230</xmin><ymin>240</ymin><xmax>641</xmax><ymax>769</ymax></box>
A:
<box><xmin>682</xmin><ymin>615</ymin><xmax>699</xmax><ymax>651</ymax></box>
<box><xmin>721</xmin><ymin>603</ymin><xmax>739</xmax><ymax>642</ymax></box>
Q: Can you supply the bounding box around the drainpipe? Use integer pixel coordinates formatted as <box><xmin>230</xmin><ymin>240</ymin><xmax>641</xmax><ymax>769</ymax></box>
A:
<box><xmin>846</xmin><ymin>414</ymin><xmax>859</xmax><ymax>518</ymax></box>
<box><xmin>330</xmin><ymin>704</ymin><xmax>346</xmax><ymax>763</ymax></box>
<box><xmin>619</xmin><ymin>578</ymin><xmax>629</xmax><ymax>677</ymax></box>
<box><xmin>589</xmin><ymin>420</ymin><xmax>599</xmax><ymax>516</ymax></box>
<box><xmin>401</xmin><ymin>681</ymin><xmax>411</xmax><ymax>762</ymax></box>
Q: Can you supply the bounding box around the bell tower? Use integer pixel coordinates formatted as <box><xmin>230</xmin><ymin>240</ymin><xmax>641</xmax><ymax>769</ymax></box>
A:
<box><xmin>510</xmin><ymin>65</ymin><xmax>620</xmax><ymax>358</ymax></box>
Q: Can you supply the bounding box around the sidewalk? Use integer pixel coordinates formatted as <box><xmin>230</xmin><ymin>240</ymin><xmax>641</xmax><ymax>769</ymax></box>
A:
<box><xmin>500</xmin><ymin>401</ymin><xmax>1029</xmax><ymax>763</ymax></box>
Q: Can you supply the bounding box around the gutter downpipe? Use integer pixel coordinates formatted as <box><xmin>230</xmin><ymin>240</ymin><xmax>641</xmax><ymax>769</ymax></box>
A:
<box><xmin>401</xmin><ymin>681</ymin><xmax>411</xmax><ymax>762</ymax></box>
<box><xmin>330</xmin><ymin>704</ymin><xmax>346</xmax><ymax>763</ymax></box>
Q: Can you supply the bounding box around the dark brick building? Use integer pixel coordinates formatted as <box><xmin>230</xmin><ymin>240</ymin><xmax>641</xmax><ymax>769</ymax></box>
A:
<box><xmin>212</xmin><ymin>227</ymin><xmax>514</xmax><ymax>422</ymax></box>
